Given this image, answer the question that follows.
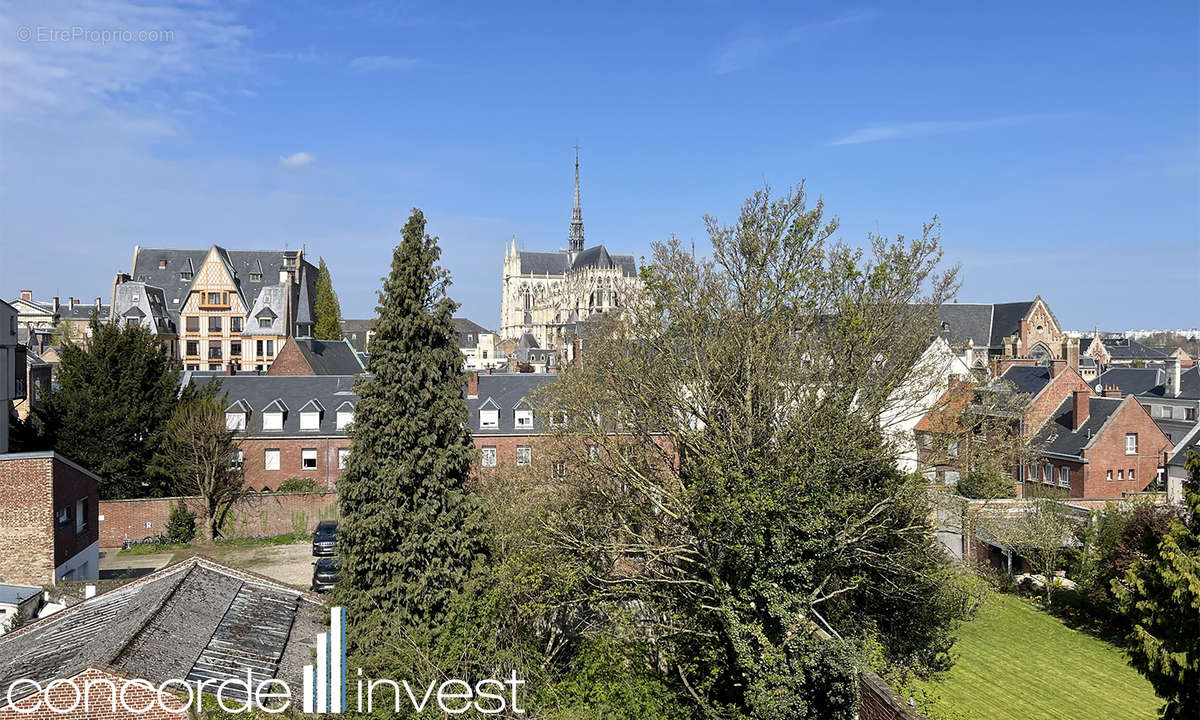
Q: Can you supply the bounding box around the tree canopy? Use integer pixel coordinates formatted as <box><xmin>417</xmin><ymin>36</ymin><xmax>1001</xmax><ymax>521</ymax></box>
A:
<box><xmin>314</xmin><ymin>257</ymin><xmax>344</xmax><ymax>340</ymax></box>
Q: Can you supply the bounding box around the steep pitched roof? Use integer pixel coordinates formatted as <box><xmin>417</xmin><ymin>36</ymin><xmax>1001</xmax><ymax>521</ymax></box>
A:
<box><xmin>0</xmin><ymin>557</ymin><xmax>321</xmax><ymax>702</ymax></box>
<box><xmin>989</xmin><ymin>301</ymin><xmax>1035</xmax><ymax>348</ymax></box>
<box><xmin>516</xmin><ymin>247</ymin><xmax>637</xmax><ymax>278</ymax></box>
<box><xmin>1100</xmin><ymin>337</ymin><xmax>1169</xmax><ymax>361</ymax></box>
<box><xmin>293</xmin><ymin>338</ymin><xmax>365</xmax><ymax>375</ymax></box>
<box><xmin>340</xmin><ymin>318</ymin><xmax>376</xmax><ymax>353</ymax></box>
<box><xmin>1090</xmin><ymin>367</ymin><xmax>1166</xmax><ymax>397</ymax></box>
<box><xmin>1000</xmin><ymin>365</ymin><xmax>1054</xmax><ymax>396</ymax></box>
<box><xmin>1033</xmin><ymin>396</ymin><xmax>1126</xmax><ymax>459</ymax></box>
<box><xmin>452</xmin><ymin>317</ymin><xmax>494</xmax><ymax>348</ymax></box>
<box><xmin>186</xmin><ymin>373</ymin><xmax>358</xmax><ymax>435</ymax></box>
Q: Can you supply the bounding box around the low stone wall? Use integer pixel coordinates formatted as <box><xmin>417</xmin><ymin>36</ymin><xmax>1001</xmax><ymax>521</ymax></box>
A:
<box><xmin>97</xmin><ymin>492</ymin><xmax>338</xmax><ymax>546</ymax></box>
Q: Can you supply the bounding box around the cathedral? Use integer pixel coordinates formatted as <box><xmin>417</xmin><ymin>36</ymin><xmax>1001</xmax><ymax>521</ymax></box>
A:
<box><xmin>499</xmin><ymin>154</ymin><xmax>640</xmax><ymax>347</ymax></box>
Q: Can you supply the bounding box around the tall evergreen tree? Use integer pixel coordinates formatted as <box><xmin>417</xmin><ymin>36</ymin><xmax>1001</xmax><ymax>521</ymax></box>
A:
<box><xmin>313</xmin><ymin>257</ymin><xmax>344</xmax><ymax>340</ymax></box>
<box><xmin>337</xmin><ymin>209</ymin><xmax>484</xmax><ymax>635</ymax></box>
<box><xmin>36</xmin><ymin>317</ymin><xmax>187</xmax><ymax>498</ymax></box>
<box><xmin>1114</xmin><ymin>449</ymin><xmax>1200</xmax><ymax>719</ymax></box>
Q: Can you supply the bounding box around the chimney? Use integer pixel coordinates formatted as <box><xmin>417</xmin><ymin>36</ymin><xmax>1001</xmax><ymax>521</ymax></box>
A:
<box><xmin>84</xmin><ymin>584</ymin><xmax>96</xmax><ymax>599</ymax></box>
<box><xmin>1171</xmin><ymin>359</ymin><xmax>1182</xmax><ymax>398</ymax></box>
<box><xmin>1103</xmin><ymin>384</ymin><xmax>1122</xmax><ymax>399</ymax></box>
<box><xmin>1050</xmin><ymin>358</ymin><xmax>1067</xmax><ymax>378</ymax></box>
<box><xmin>19</xmin><ymin>290</ymin><xmax>31</xmax><ymax>301</ymax></box>
<box><xmin>69</xmin><ymin>296</ymin><xmax>77</xmax><ymax>307</ymax></box>
<box><xmin>467</xmin><ymin>371</ymin><xmax>479</xmax><ymax>398</ymax></box>
<box><xmin>94</xmin><ymin>297</ymin><xmax>101</xmax><ymax>310</ymax></box>
<box><xmin>1072</xmin><ymin>389</ymin><xmax>1090</xmax><ymax>429</ymax></box>
<box><xmin>52</xmin><ymin>296</ymin><xmax>60</xmax><ymax>313</ymax></box>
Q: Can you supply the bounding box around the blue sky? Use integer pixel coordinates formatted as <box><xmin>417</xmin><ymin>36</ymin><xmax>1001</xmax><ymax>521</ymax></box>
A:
<box><xmin>1</xmin><ymin>1</ymin><xmax>1196</xmax><ymax>331</ymax></box>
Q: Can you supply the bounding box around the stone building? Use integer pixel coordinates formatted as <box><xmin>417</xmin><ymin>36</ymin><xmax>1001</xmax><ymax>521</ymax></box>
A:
<box><xmin>934</xmin><ymin>296</ymin><xmax>1079</xmax><ymax>375</ymax></box>
<box><xmin>498</xmin><ymin>154</ymin><xmax>640</xmax><ymax>348</ymax></box>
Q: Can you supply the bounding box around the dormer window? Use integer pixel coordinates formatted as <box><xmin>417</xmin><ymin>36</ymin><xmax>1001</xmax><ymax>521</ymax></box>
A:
<box><xmin>299</xmin><ymin>399</ymin><xmax>325</xmax><ymax>431</ymax></box>
<box><xmin>259</xmin><ymin>318</ymin><xmax>272</xmax><ymax>329</ymax></box>
<box><xmin>336</xmin><ymin>402</ymin><xmax>355</xmax><ymax>430</ymax></box>
<box><xmin>226</xmin><ymin>411</ymin><xmax>246</xmax><ymax>431</ymax></box>
<box><xmin>262</xmin><ymin>398</ymin><xmax>288</xmax><ymax>431</ymax></box>
<box><xmin>515</xmin><ymin>409</ymin><xmax>533</xmax><ymax>429</ymax></box>
<box><xmin>180</xmin><ymin>271</ymin><xmax>192</xmax><ymax>281</ymax></box>
<box><xmin>480</xmin><ymin>409</ymin><xmax>499</xmax><ymax>429</ymax></box>
<box><xmin>249</xmin><ymin>272</ymin><xmax>262</xmax><ymax>282</ymax></box>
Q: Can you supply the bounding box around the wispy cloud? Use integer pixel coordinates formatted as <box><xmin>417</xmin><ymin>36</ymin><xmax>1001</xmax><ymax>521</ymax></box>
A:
<box><xmin>349</xmin><ymin>55</ymin><xmax>421</xmax><ymax>72</ymax></box>
<box><xmin>714</xmin><ymin>10</ymin><xmax>877</xmax><ymax>75</ymax></box>
<box><xmin>830</xmin><ymin>114</ymin><xmax>1053</xmax><ymax>146</ymax></box>
<box><xmin>280</xmin><ymin>152</ymin><xmax>316</xmax><ymax>168</ymax></box>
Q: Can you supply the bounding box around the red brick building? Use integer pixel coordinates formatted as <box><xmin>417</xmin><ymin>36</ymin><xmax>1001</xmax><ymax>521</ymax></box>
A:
<box><xmin>0</xmin><ymin>452</ymin><xmax>100</xmax><ymax>585</ymax></box>
<box><xmin>266</xmin><ymin>337</ymin><xmax>364</xmax><ymax>376</ymax></box>
<box><xmin>186</xmin><ymin>373</ymin><xmax>356</xmax><ymax>491</ymax></box>
<box><xmin>466</xmin><ymin>371</ymin><xmax>558</xmax><ymax>470</ymax></box>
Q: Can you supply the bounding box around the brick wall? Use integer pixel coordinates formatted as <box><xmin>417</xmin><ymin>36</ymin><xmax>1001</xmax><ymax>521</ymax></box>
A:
<box><xmin>1080</xmin><ymin>398</ymin><xmax>1172</xmax><ymax>499</ymax></box>
<box><xmin>0</xmin><ymin>455</ymin><xmax>53</xmax><ymax>585</ymax></box>
<box><xmin>240</xmin><ymin>437</ymin><xmax>349</xmax><ymax>491</ymax></box>
<box><xmin>859</xmin><ymin>672</ymin><xmax>927</xmax><ymax>720</ymax></box>
<box><xmin>98</xmin><ymin>492</ymin><xmax>338</xmax><ymax>546</ymax></box>
<box><xmin>0</xmin><ymin>667</ymin><xmax>189</xmax><ymax>719</ymax></box>
<box><xmin>1025</xmin><ymin>368</ymin><xmax>1093</xmax><ymax>438</ymax></box>
<box><xmin>265</xmin><ymin>339</ymin><xmax>312</xmax><ymax>375</ymax></box>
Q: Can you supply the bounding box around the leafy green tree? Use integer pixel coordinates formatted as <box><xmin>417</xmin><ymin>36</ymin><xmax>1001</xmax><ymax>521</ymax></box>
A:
<box><xmin>534</xmin><ymin>184</ymin><xmax>976</xmax><ymax>719</ymax></box>
<box><xmin>1114</xmin><ymin>449</ymin><xmax>1200</xmax><ymax>719</ymax></box>
<box><xmin>957</xmin><ymin>470</ymin><xmax>1018</xmax><ymax>501</ymax></box>
<box><xmin>159</xmin><ymin>385</ymin><xmax>244</xmax><ymax>540</ymax></box>
<box><xmin>336</xmin><ymin>209</ymin><xmax>484</xmax><ymax>649</ymax></box>
<box><xmin>165</xmin><ymin>501</ymin><xmax>198</xmax><ymax>544</ymax></box>
<box><xmin>36</xmin><ymin>317</ymin><xmax>186</xmax><ymax>498</ymax></box>
<box><xmin>50</xmin><ymin>319</ymin><xmax>82</xmax><ymax>347</ymax></box>
<box><xmin>314</xmin><ymin>257</ymin><xmax>344</xmax><ymax>340</ymax></box>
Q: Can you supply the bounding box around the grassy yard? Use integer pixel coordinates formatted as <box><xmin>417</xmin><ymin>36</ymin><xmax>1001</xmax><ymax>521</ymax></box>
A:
<box><xmin>909</xmin><ymin>593</ymin><xmax>1161</xmax><ymax>720</ymax></box>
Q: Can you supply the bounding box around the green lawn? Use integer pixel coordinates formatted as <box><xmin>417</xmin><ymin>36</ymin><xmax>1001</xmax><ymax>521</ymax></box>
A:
<box><xmin>910</xmin><ymin>593</ymin><xmax>1162</xmax><ymax>720</ymax></box>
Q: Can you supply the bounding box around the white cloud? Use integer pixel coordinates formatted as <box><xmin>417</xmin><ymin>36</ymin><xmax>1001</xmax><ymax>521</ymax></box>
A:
<box><xmin>830</xmin><ymin>115</ymin><xmax>1052</xmax><ymax>145</ymax></box>
<box><xmin>279</xmin><ymin>152</ymin><xmax>316</xmax><ymax>168</ymax></box>
<box><xmin>349</xmin><ymin>55</ymin><xmax>421</xmax><ymax>72</ymax></box>
<box><xmin>714</xmin><ymin>11</ymin><xmax>877</xmax><ymax>75</ymax></box>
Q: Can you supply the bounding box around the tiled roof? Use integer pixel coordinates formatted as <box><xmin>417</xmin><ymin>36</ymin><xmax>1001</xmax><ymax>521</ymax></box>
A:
<box><xmin>187</xmin><ymin>373</ymin><xmax>358</xmax><ymax>435</ymax></box>
<box><xmin>469</xmin><ymin>373</ymin><xmax>558</xmax><ymax>434</ymax></box>
<box><xmin>0</xmin><ymin>557</ymin><xmax>321</xmax><ymax>702</ymax></box>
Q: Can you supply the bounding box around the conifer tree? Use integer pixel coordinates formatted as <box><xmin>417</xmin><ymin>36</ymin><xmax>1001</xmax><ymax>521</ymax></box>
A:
<box><xmin>313</xmin><ymin>257</ymin><xmax>344</xmax><ymax>340</ymax></box>
<box><xmin>337</xmin><ymin>209</ymin><xmax>484</xmax><ymax>635</ymax></box>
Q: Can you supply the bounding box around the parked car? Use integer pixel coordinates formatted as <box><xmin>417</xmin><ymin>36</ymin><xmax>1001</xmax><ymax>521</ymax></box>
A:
<box><xmin>312</xmin><ymin>557</ymin><xmax>340</xmax><ymax>593</ymax></box>
<box><xmin>312</xmin><ymin>521</ymin><xmax>338</xmax><ymax>556</ymax></box>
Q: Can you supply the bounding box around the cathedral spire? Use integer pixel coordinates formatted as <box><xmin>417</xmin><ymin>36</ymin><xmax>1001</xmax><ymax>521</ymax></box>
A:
<box><xmin>568</xmin><ymin>145</ymin><xmax>585</xmax><ymax>253</ymax></box>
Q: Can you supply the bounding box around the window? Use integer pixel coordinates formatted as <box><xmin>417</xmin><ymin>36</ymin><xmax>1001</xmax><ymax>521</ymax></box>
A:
<box><xmin>338</xmin><ymin>448</ymin><xmax>349</xmax><ymax>470</ymax></box>
<box><xmin>75</xmin><ymin>499</ymin><xmax>86</xmax><ymax>535</ymax></box>
<box><xmin>1125</xmin><ymin>433</ymin><xmax>1138</xmax><ymax>455</ymax></box>
<box><xmin>259</xmin><ymin>318</ymin><xmax>272</xmax><ymax>329</ymax></box>
<box><xmin>515</xmin><ymin>409</ymin><xmax>533</xmax><ymax>429</ymax></box>
<box><xmin>1118</xmin><ymin>470</ymin><xmax>1124</xmax><ymax>480</ymax></box>
<box><xmin>230</xmin><ymin>340</ymin><xmax>241</xmax><ymax>357</ymax></box>
<box><xmin>225</xmin><ymin>412</ymin><xmax>246</xmax><ymax>431</ymax></box>
<box><xmin>300</xmin><ymin>410</ymin><xmax>320</xmax><ymax>430</ymax></box>
<box><xmin>125</xmin><ymin>317</ymin><xmax>139</xmax><ymax>329</ymax></box>
<box><xmin>1106</xmin><ymin>469</ymin><xmax>1113</xmax><ymax>481</ymax></box>
<box><xmin>206</xmin><ymin>292</ymin><xmax>221</xmax><ymax>305</ymax></box>
<box><xmin>1044</xmin><ymin>464</ymin><xmax>1053</xmax><ymax>484</ymax></box>
<box><xmin>944</xmin><ymin>470</ymin><xmax>960</xmax><ymax>487</ymax></box>
<box><xmin>1129</xmin><ymin>469</ymin><xmax>1135</xmax><ymax>481</ymax></box>
<box><xmin>230</xmin><ymin>449</ymin><xmax>243</xmax><ymax>470</ymax></box>
<box><xmin>185</xmin><ymin>315</ymin><xmax>199</xmax><ymax>333</ymax></box>
<box><xmin>256</xmin><ymin>340</ymin><xmax>264</xmax><ymax>357</ymax></box>
<box><xmin>948</xmin><ymin>441</ymin><xmax>959</xmax><ymax>457</ymax></box>
<box><xmin>266</xmin><ymin>340</ymin><xmax>274</xmax><ymax>356</ymax></box>
<box><xmin>302</xmin><ymin>449</ymin><xmax>318</xmax><ymax>470</ymax></box>
<box><xmin>516</xmin><ymin>446</ymin><xmax>532</xmax><ymax>467</ymax></box>
<box><xmin>208</xmin><ymin>316</ymin><xmax>222</xmax><ymax>333</ymax></box>
<box><xmin>158</xmin><ymin>258</ymin><xmax>167</xmax><ymax>269</ymax></box>
<box><xmin>186</xmin><ymin>364</ymin><xmax>199</xmax><ymax>371</ymax></box>
<box><xmin>186</xmin><ymin>341</ymin><xmax>199</xmax><ymax>357</ymax></box>
<box><xmin>1060</xmin><ymin>467</ymin><xmax>1070</xmax><ymax>487</ymax></box>
<box><xmin>180</xmin><ymin>271</ymin><xmax>192</xmax><ymax>281</ymax></box>
<box><xmin>208</xmin><ymin>340</ymin><xmax>222</xmax><ymax>360</ymax></box>
<box><xmin>336</xmin><ymin>410</ymin><xmax>354</xmax><ymax>430</ymax></box>
<box><xmin>263</xmin><ymin>412</ymin><xmax>283</xmax><ymax>431</ymax></box>
<box><xmin>55</xmin><ymin>506</ymin><xmax>69</xmax><ymax>526</ymax></box>
<box><xmin>264</xmin><ymin>449</ymin><xmax>280</xmax><ymax>471</ymax></box>
<box><xmin>553</xmin><ymin>460</ymin><xmax>566</xmax><ymax>478</ymax></box>
<box><xmin>249</xmin><ymin>272</ymin><xmax>262</xmax><ymax>282</ymax></box>
<box><xmin>208</xmin><ymin>363</ymin><xmax>221</xmax><ymax>371</ymax></box>
<box><xmin>480</xmin><ymin>409</ymin><xmax>499</xmax><ymax>429</ymax></box>
<box><xmin>1188</xmin><ymin>408</ymin><xmax>1197</xmax><ymax>421</ymax></box>
<box><xmin>481</xmin><ymin>446</ymin><xmax>497</xmax><ymax>467</ymax></box>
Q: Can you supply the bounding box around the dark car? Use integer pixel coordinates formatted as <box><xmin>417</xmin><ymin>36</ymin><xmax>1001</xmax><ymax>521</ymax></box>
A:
<box><xmin>312</xmin><ymin>521</ymin><xmax>338</xmax><ymax>556</ymax></box>
<box><xmin>312</xmin><ymin>557</ymin><xmax>340</xmax><ymax>593</ymax></box>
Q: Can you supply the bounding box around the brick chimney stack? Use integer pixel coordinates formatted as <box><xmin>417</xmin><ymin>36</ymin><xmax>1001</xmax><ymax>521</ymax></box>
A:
<box><xmin>1072</xmin><ymin>389</ymin><xmax>1090</xmax><ymax>430</ymax></box>
<box><xmin>19</xmin><ymin>290</ymin><xmax>31</xmax><ymax>301</ymax></box>
<box><xmin>1050</xmin><ymin>358</ymin><xmax>1067</xmax><ymax>378</ymax></box>
<box><xmin>1103</xmin><ymin>384</ymin><xmax>1122</xmax><ymax>398</ymax></box>
<box><xmin>466</xmin><ymin>371</ymin><xmax>479</xmax><ymax>398</ymax></box>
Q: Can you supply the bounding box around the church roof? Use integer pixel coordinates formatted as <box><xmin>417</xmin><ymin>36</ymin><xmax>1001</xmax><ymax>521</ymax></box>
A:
<box><xmin>515</xmin><ymin>246</ymin><xmax>637</xmax><ymax>278</ymax></box>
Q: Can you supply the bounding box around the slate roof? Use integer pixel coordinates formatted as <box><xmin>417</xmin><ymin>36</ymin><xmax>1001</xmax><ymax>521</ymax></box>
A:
<box><xmin>1168</xmin><ymin>421</ymin><xmax>1200</xmax><ymax>466</ymax></box>
<box><xmin>1090</xmin><ymin>368</ymin><xmax>1166</xmax><ymax>397</ymax></box>
<box><xmin>516</xmin><ymin>246</ymin><xmax>637</xmax><ymax>278</ymax></box>
<box><xmin>452</xmin><ymin>317</ymin><xmax>494</xmax><ymax>348</ymax></box>
<box><xmin>999</xmin><ymin>365</ymin><xmax>1054</xmax><ymax>396</ymax></box>
<box><xmin>186</xmin><ymin>373</ymin><xmax>358</xmax><ymax>435</ymax></box>
<box><xmin>1032</xmin><ymin>396</ymin><xmax>1125</xmax><ymax>459</ymax></box>
<box><xmin>469</xmin><ymin>373</ymin><xmax>558</xmax><ymax>435</ymax></box>
<box><xmin>0</xmin><ymin>557</ymin><xmax>322</xmax><ymax>702</ymax></box>
<box><xmin>1100</xmin><ymin>337</ymin><xmax>1169</xmax><ymax>361</ymax></box>
<box><xmin>932</xmin><ymin>300</ymin><xmax>1035</xmax><ymax>350</ymax></box>
<box><xmin>111</xmin><ymin>282</ymin><xmax>176</xmax><ymax>335</ymax></box>
<box><xmin>340</xmin><ymin>318</ymin><xmax>376</xmax><ymax>353</ymax></box>
<box><xmin>292</xmin><ymin>338</ymin><xmax>365</xmax><ymax>375</ymax></box>
<box><xmin>0</xmin><ymin>584</ymin><xmax>40</xmax><ymax>607</ymax></box>
<box><xmin>129</xmin><ymin>246</ymin><xmax>317</xmax><ymax>326</ymax></box>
